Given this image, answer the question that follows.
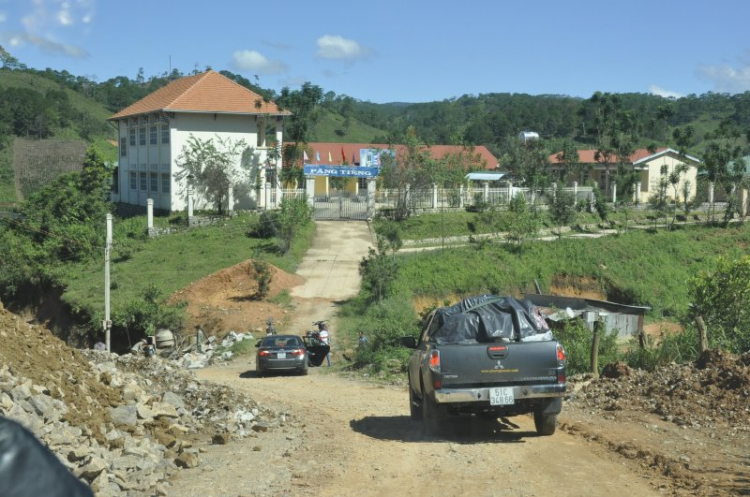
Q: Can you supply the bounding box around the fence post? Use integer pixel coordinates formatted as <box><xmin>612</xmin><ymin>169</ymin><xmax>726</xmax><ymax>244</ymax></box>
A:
<box><xmin>635</xmin><ymin>181</ymin><xmax>642</xmax><ymax>205</ymax></box>
<box><xmin>305</xmin><ymin>176</ymin><xmax>315</xmax><ymax>209</ymax></box>
<box><xmin>228</xmin><ymin>185</ymin><xmax>234</xmax><ymax>215</ymax></box>
<box><xmin>695</xmin><ymin>315</ymin><xmax>708</xmax><ymax>352</ymax></box>
<box><xmin>611</xmin><ymin>181</ymin><xmax>617</xmax><ymax>205</ymax></box>
<box><xmin>551</xmin><ymin>182</ymin><xmax>557</xmax><ymax>203</ymax></box>
<box><xmin>459</xmin><ymin>184</ymin><xmax>465</xmax><ymax>208</ymax></box>
<box><xmin>740</xmin><ymin>188</ymin><xmax>748</xmax><ymax>218</ymax></box>
<box><xmin>367</xmin><ymin>178</ymin><xmax>376</xmax><ymax>219</ymax></box>
<box><xmin>433</xmin><ymin>183</ymin><xmax>438</xmax><ymax>209</ymax></box>
<box><xmin>590</xmin><ymin>320</ymin><xmax>601</xmax><ymax>379</ymax></box>
<box><xmin>187</xmin><ymin>185</ymin><xmax>194</xmax><ymax>223</ymax></box>
<box><xmin>708</xmin><ymin>182</ymin><xmax>715</xmax><ymax>221</ymax></box>
<box><xmin>507</xmin><ymin>181</ymin><xmax>513</xmax><ymax>205</ymax></box>
<box><xmin>147</xmin><ymin>198</ymin><xmax>153</xmax><ymax>229</ymax></box>
<box><xmin>483</xmin><ymin>181</ymin><xmax>489</xmax><ymax>203</ymax></box>
<box><xmin>265</xmin><ymin>183</ymin><xmax>272</xmax><ymax>211</ymax></box>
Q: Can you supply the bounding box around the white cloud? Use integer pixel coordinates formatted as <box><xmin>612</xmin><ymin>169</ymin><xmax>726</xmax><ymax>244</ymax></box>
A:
<box><xmin>0</xmin><ymin>12</ymin><xmax>7</xmax><ymax>23</ymax></box>
<box><xmin>697</xmin><ymin>61</ymin><xmax>750</xmax><ymax>94</ymax></box>
<box><xmin>231</xmin><ymin>50</ymin><xmax>288</xmax><ymax>75</ymax></box>
<box><xmin>648</xmin><ymin>85</ymin><xmax>684</xmax><ymax>99</ymax></box>
<box><xmin>315</xmin><ymin>35</ymin><xmax>372</xmax><ymax>62</ymax></box>
<box><xmin>0</xmin><ymin>31</ymin><xmax>89</xmax><ymax>58</ymax></box>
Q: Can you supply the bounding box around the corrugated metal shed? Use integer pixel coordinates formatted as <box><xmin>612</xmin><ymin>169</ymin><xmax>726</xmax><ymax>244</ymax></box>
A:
<box><xmin>523</xmin><ymin>294</ymin><xmax>651</xmax><ymax>339</ymax></box>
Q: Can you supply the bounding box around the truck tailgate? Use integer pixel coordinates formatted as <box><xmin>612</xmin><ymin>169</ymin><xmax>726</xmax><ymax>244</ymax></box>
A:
<box><xmin>437</xmin><ymin>341</ymin><xmax>561</xmax><ymax>388</ymax></box>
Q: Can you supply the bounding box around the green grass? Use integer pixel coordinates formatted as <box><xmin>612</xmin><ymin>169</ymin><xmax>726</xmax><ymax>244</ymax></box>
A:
<box><xmin>60</xmin><ymin>212</ymin><xmax>315</xmax><ymax>322</ymax></box>
<box><xmin>391</xmin><ymin>223</ymin><xmax>750</xmax><ymax>319</ymax></box>
<box><xmin>374</xmin><ymin>207</ymin><xmax>669</xmax><ymax>242</ymax></box>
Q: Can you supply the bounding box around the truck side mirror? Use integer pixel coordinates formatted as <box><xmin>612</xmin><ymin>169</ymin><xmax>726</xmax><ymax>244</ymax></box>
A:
<box><xmin>399</xmin><ymin>336</ymin><xmax>418</xmax><ymax>349</ymax></box>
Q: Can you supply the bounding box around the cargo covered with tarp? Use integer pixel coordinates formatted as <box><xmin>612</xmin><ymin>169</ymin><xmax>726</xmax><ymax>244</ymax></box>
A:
<box><xmin>429</xmin><ymin>295</ymin><xmax>552</xmax><ymax>345</ymax></box>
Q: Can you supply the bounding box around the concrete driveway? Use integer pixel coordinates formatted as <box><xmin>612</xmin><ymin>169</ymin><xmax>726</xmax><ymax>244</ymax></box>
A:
<box><xmin>290</xmin><ymin>221</ymin><xmax>375</xmax><ymax>301</ymax></box>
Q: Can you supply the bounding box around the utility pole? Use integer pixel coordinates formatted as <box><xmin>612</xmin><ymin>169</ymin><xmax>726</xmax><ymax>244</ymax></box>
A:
<box><xmin>104</xmin><ymin>214</ymin><xmax>113</xmax><ymax>352</ymax></box>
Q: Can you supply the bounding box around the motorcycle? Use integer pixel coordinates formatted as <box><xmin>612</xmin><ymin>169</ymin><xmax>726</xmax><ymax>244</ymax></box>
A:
<box><xmin>302</xmin><ymin>320</ymin><xmax>331</xmax><ymax>367</ymax></box>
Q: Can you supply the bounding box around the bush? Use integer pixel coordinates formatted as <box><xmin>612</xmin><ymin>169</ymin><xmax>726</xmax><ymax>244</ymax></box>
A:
<box><xmin>554</xmin><ymin>319</ymin><xmax>620</xmax><ymax>375</ymax></box>
<box><xmin>252</xmin><ymin>260</ymin><xmax>273</xmax><ymax>299</ymax></box>
<box><xmin>623</xmin><ymin>329</ymin><xmax>699</xmax><ymax>371</ymax></box>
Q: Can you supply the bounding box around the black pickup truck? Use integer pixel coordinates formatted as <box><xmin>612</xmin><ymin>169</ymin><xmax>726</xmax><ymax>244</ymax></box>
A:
<box><xmin>403</xmin><ymin>295</ymin><xmax>567</xmax><ymax>436</ymax></box>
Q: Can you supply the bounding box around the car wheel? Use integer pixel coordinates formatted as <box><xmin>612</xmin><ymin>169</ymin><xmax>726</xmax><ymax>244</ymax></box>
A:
<box><xmin>409</xmin><ymin>388</ymin><xmax>422</xmax><ymax>420</ymax></box>
<box><xmin>534</xmin><ymin>410</ymin><xmax>557</xmax><ymax>436</ymax></box>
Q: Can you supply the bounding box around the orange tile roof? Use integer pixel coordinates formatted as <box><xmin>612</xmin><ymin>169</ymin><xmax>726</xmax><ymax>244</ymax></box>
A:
<box><xmin>296</xmin><ymin>143</ymin><xmax>498</xmax><ymax>170</ymax></box>
<box><xmin>548</xmin><ymin>148</ymin><xmax>668</xmax><ymax>164</ymax></box>
<box><xmin>108</xmin><ymin>70</ymin><xmax>289</xmax><ymax>120</ymax></box>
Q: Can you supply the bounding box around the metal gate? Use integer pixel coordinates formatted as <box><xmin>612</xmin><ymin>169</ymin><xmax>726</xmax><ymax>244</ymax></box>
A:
<box><xmin>313</xmin><ymin>191</ymin><xmax>368</xmax><ymax>220</ymax></box>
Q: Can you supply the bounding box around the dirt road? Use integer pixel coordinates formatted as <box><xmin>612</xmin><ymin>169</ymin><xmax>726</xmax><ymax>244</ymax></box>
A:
<box><xmin>168</xmin><ymin>221</ymin><xmax>669</xmax><ymax>497</ymax></box>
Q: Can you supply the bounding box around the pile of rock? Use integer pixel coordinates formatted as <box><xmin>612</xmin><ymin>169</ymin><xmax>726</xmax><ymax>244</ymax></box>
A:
<box><xmin>0</xmin><ymin>303</ymin><xmax>286</xmax><ymax>496</ymax></box>
<box><xmin>179</xmin><ymin>330</ymin><xmax>256</xmax><ymax>368</ymax></box>
<box><xmin>567</xmin><ymin>349</ymin><xmax>750</xmax><ymax>432</ymax></box>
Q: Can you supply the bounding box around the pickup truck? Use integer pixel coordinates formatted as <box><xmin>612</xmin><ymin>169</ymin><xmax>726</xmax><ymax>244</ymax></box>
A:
<box><xmin>403</xmin><ymin>295</ymin><xmax>567</xmax><ymax>436</ymax></box>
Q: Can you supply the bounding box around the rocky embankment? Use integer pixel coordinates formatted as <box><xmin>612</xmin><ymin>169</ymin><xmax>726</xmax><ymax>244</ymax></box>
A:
<box><xmin>0</xmin><ymin>303</ymin><xmax>288</xmax><ymax>496</ymax></box>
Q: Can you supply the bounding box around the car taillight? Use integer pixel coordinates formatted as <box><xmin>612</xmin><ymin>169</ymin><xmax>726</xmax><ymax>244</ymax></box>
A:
<box><xmin>288</xmin><ymin>348</ymin><xmax>304</xmax><ymax>357</ymax></box>
<box><xmin>258</xmin><ymin>350</ymin><xmax>270</xmax><ymax>357</ymax></box>
<box><xmin>558</xmin><ymin>372</ymin><xmax>566</xmax><ymax>384</ymax></box>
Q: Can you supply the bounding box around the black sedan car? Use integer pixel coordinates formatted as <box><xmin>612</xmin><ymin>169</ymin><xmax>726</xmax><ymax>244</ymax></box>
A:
<box><xmin>256</xmin><ymin>335</ymin><xmax>308</xmax><ymax>376</ymax></box>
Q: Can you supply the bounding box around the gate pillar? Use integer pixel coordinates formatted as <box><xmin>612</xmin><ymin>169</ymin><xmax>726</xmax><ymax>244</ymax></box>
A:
<box><xmin>367</xmin><ymin>178</ymin><xmax>376</xmax><ymax>219</ymax></box>
<box><xmin>306</xmin><ymin>175</ymin><xmax>315</xmax><ymax>209</ymax></box>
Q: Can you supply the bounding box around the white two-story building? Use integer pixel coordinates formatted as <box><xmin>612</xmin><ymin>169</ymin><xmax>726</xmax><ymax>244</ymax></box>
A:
<box><xmin>108</xmin><ymin>70</ymin><xmax>289</xmax><ymax>212</ymax></box>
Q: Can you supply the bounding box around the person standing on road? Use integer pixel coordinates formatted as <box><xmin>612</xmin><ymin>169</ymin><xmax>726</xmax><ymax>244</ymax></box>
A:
<box><xmin>318</xmin><ymin>323</ymin><xmax>332</xmax><ymax>366</ymax></box>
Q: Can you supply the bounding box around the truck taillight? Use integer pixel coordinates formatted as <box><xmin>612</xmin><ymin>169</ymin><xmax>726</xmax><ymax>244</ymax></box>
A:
<box><xmin>556</xmin><ymin>344</ymin><xmax>566</xmax><ymax>363</ymax></box>
<box><xmin>428</xmin><ymin>349</ymin><xmax>441</xmax><ymax>374</ymax></box>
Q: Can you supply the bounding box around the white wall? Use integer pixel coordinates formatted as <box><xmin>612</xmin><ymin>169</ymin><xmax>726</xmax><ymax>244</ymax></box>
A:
<box><xmin>116</xmin><ymin>112</ymin><xmax>281</xmax><ymax>212</ymax></box>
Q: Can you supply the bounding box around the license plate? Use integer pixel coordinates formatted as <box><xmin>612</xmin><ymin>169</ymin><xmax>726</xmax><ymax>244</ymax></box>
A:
<box><xmin>276</xmin><ymin>351</ymin><xmax>286</xmax><ymax>359</ymax></box>
<box><xmin>489</xmin><ymin>387</ymin><xmax>514</xmax><ymax>406</ymax></box>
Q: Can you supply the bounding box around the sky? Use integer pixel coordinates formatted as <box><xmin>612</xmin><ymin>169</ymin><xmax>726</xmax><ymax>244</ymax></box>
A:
<box><xmin>1</xmin><ymin>0</ymin><xmax>749</xmax><ymax>103</ymax></box>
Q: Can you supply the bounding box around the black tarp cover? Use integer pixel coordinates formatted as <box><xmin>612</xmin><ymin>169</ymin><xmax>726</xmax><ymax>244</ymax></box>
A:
<box><xmin>430</xmin><ymin>295</ymin><xmax>550</xmax><ymax>345</ymax></box>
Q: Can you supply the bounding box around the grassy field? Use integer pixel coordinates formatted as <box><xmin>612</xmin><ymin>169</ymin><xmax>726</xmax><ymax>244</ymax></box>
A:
<box><xmin>391</xmin><ymin>223</ymin><xmax>750</xmax><ymax>319</ymax></box>
<box><xmin>60</xmin><ymin>212</ymin><xmax>315</xmax><ymax>321</ymax></box>
<box><xmin>373</xmin><ymin>207</ymin><xmax>670</xmax><ymax>241</ymax></box>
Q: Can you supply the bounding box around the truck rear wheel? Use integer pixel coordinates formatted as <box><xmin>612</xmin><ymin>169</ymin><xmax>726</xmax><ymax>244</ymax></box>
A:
<box><xmin>409</xmin><ymin>389</ymin><xmax>422</xmax><ymax>420</ymax></box>
<box><xmin>534</xmin><ymin>411</ymin><xmax>557</xmax><ymax>436</ymax></box>
<box><xmin>421</xmin><ymin>394</ymin><xmax>444</xmax><ymax>436</ymax></box>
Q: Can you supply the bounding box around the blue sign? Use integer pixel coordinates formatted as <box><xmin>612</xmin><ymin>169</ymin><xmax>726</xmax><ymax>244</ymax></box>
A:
<box><xmin>360</xmin><ymin>148</ymin><xmax>395</xmax><ymax>168</ymax></box>
<box><xmin>304</xmin><ymin>165</ymin><xmax>379</xmax><ymax>178</ymax></box>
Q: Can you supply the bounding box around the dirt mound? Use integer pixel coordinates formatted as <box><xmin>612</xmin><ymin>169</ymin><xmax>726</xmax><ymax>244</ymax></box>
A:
<box><xmin>170</xmin><ymin>260</ymin><xmax>304</xmax><ymax>336</ymax></box>
<box><xmin>0</xmin><ymin>302</ymin><xmax>118</xmax><ymax>436</ymax></box>
<box><xmin>575</xmin><ymin>350</ymin><xmax>750</xmax><ymax>429</ymax></box>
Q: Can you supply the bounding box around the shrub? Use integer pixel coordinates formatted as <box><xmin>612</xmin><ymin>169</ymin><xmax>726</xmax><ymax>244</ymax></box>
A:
<box><xmin>624</xmin><ymin>329</ymin><xmax>699</xmax><ymax>371</ymax></box>
<box><xmin>252</xmin><ymin>259</ymin><xmax>273</xmax><ymax>299</ymax></box>
<box><xmin>554</xmin><ymin>319</ymin><xmax>620</xmax><ymax>375</ymax></box>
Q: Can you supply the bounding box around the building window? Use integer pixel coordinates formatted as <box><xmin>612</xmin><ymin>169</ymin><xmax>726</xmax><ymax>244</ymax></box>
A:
<box><xmin>161</xmin><ymin>173</ymin><xmax>170</xmax><ymax>193</ymax></box>
<box><xmin>150</xmin><ymin>126</ymin><xmax>157</xmax><ymax>145</ymax></box>
<box><xmin>111</xmin><ymin>167</ymin><xmax>119</xmax><ymax>194</ymax></box>
<box><xmin>130</xmin><ymin>171</ymin><xmax>137</xmax><ymax>190</ymax></box>
<box><xmin>161</xmin><ymin>124</ymin><xmax>170</xmax><ymax>144</ymax></box>
<box><xmin>120</xmin><ymin>137</ymin><xmax>126</xmax><ymax>157</ymax></box>
<box><xmin>139</xmin><ymin>172</ymin><xmax>147</xmax><ymax>191</ymax></box>
<box><xmin>150</xmin><ymin>172</ymin><xmax>158</xmax><ymax>192</ymax></box>
<box><xmin>139</xmin><ymin>127</ymin><xmax>146</xmax><ymax>146</ymax></box>
<box><xmin>129</xmin><ymin>128</ymin><xmax>136</xmax><ymax>146</ymax></box>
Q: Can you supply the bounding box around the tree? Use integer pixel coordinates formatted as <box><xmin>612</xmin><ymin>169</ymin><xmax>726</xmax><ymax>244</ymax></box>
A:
<box><xmin>359</xmin><ymin>237</ymin><xmax>400</xmax><ymax>302</ymax></box>
<box><xmin>700</xmin><ymin>120</ymin><xmax>747</xmax><ymax>224</ymax></box>
<box><xmin>174</xmin><ymin>135</ymin><xmax>249</xmax><ymax>213</ymax></box>
<box><xmin>276</xmin><ymin>197</ymin><xmax>313</xmax><ymax>254</ymax></box>
<box><xmin>555</xmin><ymin>140</ymin><xmax>583</xmax><ymax>184</ymax></box>
<box><xmin>276</xmin><ymin>82</ymin><xmax>323</xmax><ymax>166</ymax></box>
<box><xmin>689</xmin><ymin>256</ymin><xmax>750</xmax><ymax>353</ymax></box>
<box><xmin>379</xmin><ymin>127</ymin><xmax>436</xmax><ymax>220</ymax></box>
